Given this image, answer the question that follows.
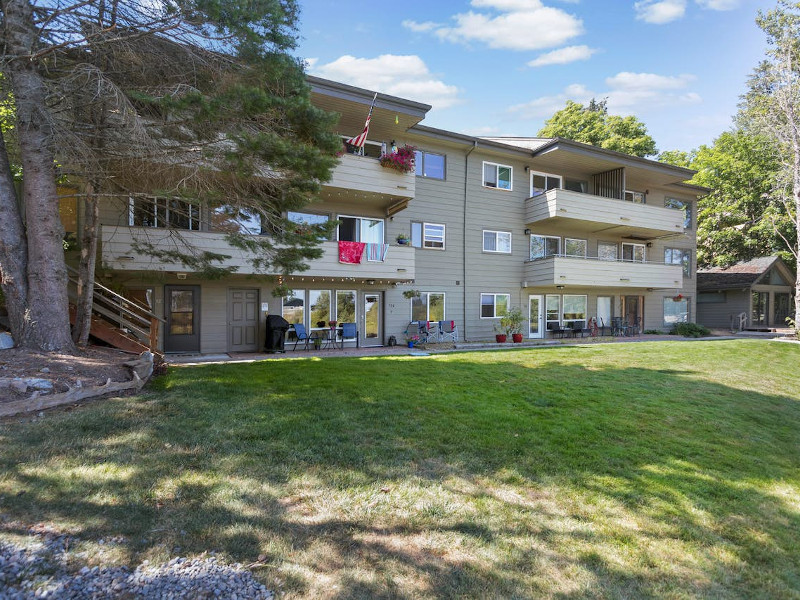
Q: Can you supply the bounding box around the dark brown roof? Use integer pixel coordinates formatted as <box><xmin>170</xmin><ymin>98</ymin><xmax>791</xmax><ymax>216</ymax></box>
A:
<box><xmin>696</xmin><ymin>256</ymin><xmax>782</xmax><ymax>291</ymax></box>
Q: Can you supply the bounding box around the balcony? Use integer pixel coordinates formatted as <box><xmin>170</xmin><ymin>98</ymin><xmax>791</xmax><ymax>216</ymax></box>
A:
<box><xmin>324</xmin><ymin>152</ymin><xmax>415</xmax><ymax>214</ymax></box>
<box><xmin>101</xmin><ymin>226</ymin><xmax>415</xmax><ymax>282</ymax></box>
<box><xmin>525</xmin><ymin>188</ymin><xmax>684</xmax><ymax>239</ymax></box>
<box><xmin>523</xmin><ymin>255</ymin><xmax>683</xmax><ymax>289</ymax></box>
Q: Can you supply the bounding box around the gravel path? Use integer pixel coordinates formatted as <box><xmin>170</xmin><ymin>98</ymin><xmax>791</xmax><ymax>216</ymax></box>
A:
<box><xmin>0</xmin><ymin>528</ymin><xmax>273</xmax><ymax>599</ymax></box>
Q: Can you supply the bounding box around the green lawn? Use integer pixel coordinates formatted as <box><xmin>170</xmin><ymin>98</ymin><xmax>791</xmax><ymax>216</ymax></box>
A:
<box><xmin>2</xmin><ymin>339</ymin><xmax>800</xmax><ymax>598</ymax></box>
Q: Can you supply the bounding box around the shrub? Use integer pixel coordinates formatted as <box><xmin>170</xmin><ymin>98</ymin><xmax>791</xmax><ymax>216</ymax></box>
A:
<box><xmin>671</xmin><ymin>322</ymin><xmax>711</xmax><ymax>338</ymax></box>
<box><xmin>643</xmin><ymin>329</ymin><xmax>664</xmax><ymax>335</ymax></box>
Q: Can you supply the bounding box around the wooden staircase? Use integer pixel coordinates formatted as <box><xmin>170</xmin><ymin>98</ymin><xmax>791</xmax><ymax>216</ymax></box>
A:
<box><xmin>66</xmin><ymin>266</ymin><xmax>165</xmax><ymax>356</ymax></box>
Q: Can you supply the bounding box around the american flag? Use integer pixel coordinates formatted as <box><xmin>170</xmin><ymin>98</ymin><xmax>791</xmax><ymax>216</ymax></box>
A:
<box><xmin>346</xmin><ymin>92</ymin><xmax>378</xmax><ymax>148</ymax></box>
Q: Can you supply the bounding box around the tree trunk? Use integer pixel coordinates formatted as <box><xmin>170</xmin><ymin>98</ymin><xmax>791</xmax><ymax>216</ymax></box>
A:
<box><xmin>2</xmin><ymin>0</ymin><xmax>75</xmax><ymax>352</ymax></box>
<box><xmin>794</xmin><ymin>148</ymin><xmax>800</xmax><ymax>329</ymax></box>
<box><xmin>74</xmin><ymin>183</ymin><xmax>99</xmax><ymax>345</ymax></box>
<box><xmin>0</xmin><ymin>130</ymin><xmax>30</xmax><ymax>345</ymax></box>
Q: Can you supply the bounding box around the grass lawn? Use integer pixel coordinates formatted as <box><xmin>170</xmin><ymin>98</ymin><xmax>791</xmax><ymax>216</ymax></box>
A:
<box><xmin>2</xmin><ymin>339</ymin><xmax>800</xmax><ymax>598</ymax></box>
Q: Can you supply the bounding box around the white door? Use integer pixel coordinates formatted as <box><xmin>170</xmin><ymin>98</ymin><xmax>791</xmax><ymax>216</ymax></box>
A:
<box><xmin>364</xmin><ymin>293</ymin><xmax>381</xmax><ymax>346</ymax></box>
<box><xmin>528</xmin><ymin>295</ymin><xmax>544</xmax><ymax>338</ymax></box>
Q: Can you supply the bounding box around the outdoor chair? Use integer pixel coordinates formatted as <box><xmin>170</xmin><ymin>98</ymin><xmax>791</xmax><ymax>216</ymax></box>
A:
<box><xmin>572</xmin><ymin>323</ymin><xmax>591</xmax><ymax>338</ymax></box>
<box><xmin>611</xmin><ymin>317</ymin><xmax>625</xmax><ymax>337</ymax></box>
<box><xmin>340</xmin><ymin>322</ymin><xmax>359</xmax><ymax>348</ymax></box>
<box><xmin>438</xmin><ymin>320</ymin><xmax>458</xmax><ymax>343</ymax></box>
<box><xmin>291</xmin><ymin>323</ymin><xmax>312</xmax><ymax>350</ymax></box>
<box><xmin>627</xmin><ymin>317</ymin><xmax>641</xmax><ymax>336</ymax></box>
<box><xmin>548</xmin><ymin>323</ymin><xmax>568</xmax><ymax>339</ymax></box>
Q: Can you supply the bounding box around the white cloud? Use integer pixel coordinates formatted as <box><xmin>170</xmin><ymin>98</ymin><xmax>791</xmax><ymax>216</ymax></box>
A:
<box><xmin>527</xmin><ymin>45</ymin><xmax>596</xmax><ymax>67</ymax></box>
<box><xmin>695</xmin><ymin>0</ymin><xmax>739</xmax><ymax>9</ymax></box>
<box><xmin>407</xmin><ymin>1</ymin><xmax>583</xmax><ymax>51</ymax></box>
<box><xmin>509</xmin><ymin>72</ymin><xmax>701</xmax><ymax>119</ymax></box>
<box><xmin>309</xmin><ymin>54</ymin><xmax>461</xmax><ymax>110</ymax></box>
<box><xmin>402</xmin><ymin>19</ymin><xmax>439</xmax><ymax>33</ymax></box>
<box><xmin>634</xmin><ymin>0</ymin><xmax>686</xmax><ymax>24</ymax></box>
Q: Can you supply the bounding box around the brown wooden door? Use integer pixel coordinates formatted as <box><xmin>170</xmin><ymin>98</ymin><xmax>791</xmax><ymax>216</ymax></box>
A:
<box><xmin>228</xmin><ymin>288</ymin><xmax>259</xmax><ymax>352</ymax></box>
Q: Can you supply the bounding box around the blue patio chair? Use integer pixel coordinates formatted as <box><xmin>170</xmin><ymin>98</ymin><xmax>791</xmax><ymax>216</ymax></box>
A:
<box><xmin>340</xmin><ymin>322</ymin><xmax>359</xmax><ymax>348</ymax></box>
<box><xmin>291</xmin><ymin>323</ymin><xmax>312</xmax><ymax>350</ymax></box>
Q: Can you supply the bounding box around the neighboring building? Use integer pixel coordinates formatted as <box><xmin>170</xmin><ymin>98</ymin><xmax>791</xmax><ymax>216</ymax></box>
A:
<box><xmin>697</xmin><ymin>256</ymin><xmax>796</xmax><ymax>330</ymax></box>
<box><xmin>80</xmin><ymin>76</ymin><xmax>703</xmax><ymax>353</ymax></box>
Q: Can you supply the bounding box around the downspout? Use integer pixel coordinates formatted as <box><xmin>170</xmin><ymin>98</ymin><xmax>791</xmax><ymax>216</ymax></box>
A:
<box><xmin>463</xmin><ymin>140</ymin><xmax>477</xmax><ymax>341</ymax></box>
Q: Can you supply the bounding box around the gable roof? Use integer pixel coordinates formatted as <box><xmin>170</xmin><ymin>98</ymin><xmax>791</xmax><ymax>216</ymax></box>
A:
<box><xmin>697</xmin><ymin>256</ymin><xmax>794</xmax><ymax>291</ymax></box>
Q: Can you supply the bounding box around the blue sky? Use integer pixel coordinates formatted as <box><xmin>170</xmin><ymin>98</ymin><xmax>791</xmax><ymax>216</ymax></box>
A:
<box><xmin>296</xmin><ymin>0</ymin><xmax>775</xmax><ymax>153</ymax></box>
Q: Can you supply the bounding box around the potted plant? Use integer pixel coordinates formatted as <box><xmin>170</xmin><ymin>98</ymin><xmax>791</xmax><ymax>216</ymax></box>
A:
<box><xmin>500</xmin><ymin>307</ymin><xmax>525</xmax><ymax>343</ymax></box>
<box><xmin>402</xmin><ymin>289</ymin><xmax>421</xmax><ymax>300</ymax></box>
<box><xmin>396</xmin><ymin>233</ymin><xmax>410</xmax><ymax>245</ymax></box>
<box><xmin>494</xmin><ymin>323</ymin><xmax>507</xmax><ymax>343</ymax></box>
<box><xmin>405</xmin><ymin>334</ymin><xmax>420</xmax><ymax>348</ymax></box>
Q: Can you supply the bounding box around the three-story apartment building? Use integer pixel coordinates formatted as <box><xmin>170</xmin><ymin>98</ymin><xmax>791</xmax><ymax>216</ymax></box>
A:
<box><xmin>92</xmin><ymin>76</ymin><xmax>702</xmax><ymax>353</ymax></box>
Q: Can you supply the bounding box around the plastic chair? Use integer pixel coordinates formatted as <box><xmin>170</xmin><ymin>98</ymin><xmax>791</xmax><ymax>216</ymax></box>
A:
<box><xmin>340</xmin><ymin>322</ymin><xmax>359</xmax><ymax>348</ymax></box>
<box><xmin>291</xmin><ymin>323</ymin><xmax>312</xmax><ymax>350</ymax></box>
<box><xmin>439</xmin><ymin>320</ymin><xmax>458</xmax><ymax>343</ymax></box>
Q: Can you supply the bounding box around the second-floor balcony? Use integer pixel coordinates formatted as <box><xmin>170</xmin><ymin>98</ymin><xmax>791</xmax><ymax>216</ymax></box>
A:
<box><xmin>523</xmin><ymin>254</ymin><xmax>684</xmax><ymax>290</ymax></box>
<box><xmin>525</xmin><ymin>188</ymin><xmax>685</xmax><ymax>239</ymax></box>
<box><xmin>324</xmin><ymin>142</ymin><xmax>415</xmax><ymax>213</ymax></box>
<box><xmin>101</xmin><ymin>226</ymin><xmax>415</xmax><ymax>282</ymax></box>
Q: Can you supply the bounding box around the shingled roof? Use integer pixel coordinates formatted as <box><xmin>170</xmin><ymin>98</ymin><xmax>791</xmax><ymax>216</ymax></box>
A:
<box><xmin>697</xmin><ymin>256</ymin><xmax>787</xmax><ymax>291</ymax></box>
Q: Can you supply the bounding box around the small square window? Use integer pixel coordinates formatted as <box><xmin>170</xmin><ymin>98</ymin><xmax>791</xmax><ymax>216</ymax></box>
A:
<box><xmin>483</xmin><ymin>162</ymin><xmax>512</xmax><ymax>190</ymax></box>
<box><xmin>483</xmin><ymin>230</ymin><xmax>512</xmax><ymax>253</ymax></box>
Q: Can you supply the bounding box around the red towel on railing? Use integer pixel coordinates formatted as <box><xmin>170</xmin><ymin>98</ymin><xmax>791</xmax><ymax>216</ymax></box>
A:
<box><xmin>338</xmin><ymin>241</ymin><xmax>366</xmax><ymax>264</ymax></box>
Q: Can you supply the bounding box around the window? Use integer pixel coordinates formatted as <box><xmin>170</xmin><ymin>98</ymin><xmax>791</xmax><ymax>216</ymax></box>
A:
<box><xmin>483</xmin><ymin>162</ymin><xmax>512</xmax><ymax>190</ymax></box>
<box><xmin>212</xmin><ymin>206</ymin><xmax>262</xmax><ymax>235</ymax></box>
<box><xmin>130</xmin><ymin>196</ymin><xmax>200</xmax><ymax>230</ymax></box>
<box><xmin>414</xmin><ymin>150</ymin><xmax>445</xmax><ymax>180</ymax></box>
<box><xmin>483</xmin><ymin>230</ymin><xmax>512</xmax><ymax>253</ymax></box>
<box><xmin>663</xmin><ymin>296</ymin><xmax>689</xmax><ymax>328</ymax></box>
<box><xmin>411</xmin><ymin>222</ymin><xmax>445</xmax><ymax>249</ymax></box>
<box><xmin>283</xmin><ymin>289</ymin><xmax>304</xmax><ymax>325</ymax></box>
<box><xmin>545</xmin><ymin>295</ymin><xmax>561</xmax><ymax>330</ymax></box>
<box><xmin>480</xmin><ymin>293</ymin><xmax>510</xmax><ymax>318</ymax></box>
<box><xmin>529</xmin><ymin>235</ymin><xmax>560</xmax><ymax>260</ymax></box>
<box><xmin>625</xmin><ymin>190</ymin><xmax>646</xmax><ymax>203</ymax></box>
<box><xmin>336</xmin><ymin>290</ymin><xmax>356</xmax><ymax>323</ymax></box>
<box><xmin>564</xmin><ymin>238</ymin><xmax>587</xmax><ymax>258</ymax></box>
<box><xmin>309</xmin><ymin>290</ymin><xmax>331</xmax><ymax>326</ymax></box>
<box><xmin>564</xmin><ymin>179</ymin><xmax>588</xmax><ymax>193</ymax></box>
<box><xmin>622</xmin><ymin>243</ymin><xmax>645</xmax><ymax>262</ymax></box>
<box><xmin>665</xmin><ymin>198</ymin><xmax>692</xmax><ymax>229</ymax></box>
<box><xmin>698</xmin><ymin>292</ymin><xmax>726</xmax><ymax>304</ymax></box>
<box><xmin>598</xmin><ymin>241</ymin><xmax>618</xmax><ymax>261</ymax></box>
<box><xmin>338</xmin><ymin>216</ymin><xmax>384</xmax><ymax>243</ymax></box>
<box><xmin>530</xmin><ymin>171</ymin><xmax>561</xmax><ymax>196</ymax></box>
<box><xmin>665</xmin><ymin>248</ymin><xmax>691</xmax><ymax>277</ymax></box>
<box><xmin>411</xmin><ymin>292</ymin><xmax>445</xmax><ymax>321</ymax></box>
<box><xmin>562</xmin><ymin>295</ymin><xmax>587</xmax><ymax>328</ymax></box>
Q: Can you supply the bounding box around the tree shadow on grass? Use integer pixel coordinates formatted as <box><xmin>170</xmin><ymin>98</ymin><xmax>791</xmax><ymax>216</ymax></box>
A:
<box><xmin>1</xmin><ymin>348</ymin><xmax>800</xmax><ymax>598</ymax></box>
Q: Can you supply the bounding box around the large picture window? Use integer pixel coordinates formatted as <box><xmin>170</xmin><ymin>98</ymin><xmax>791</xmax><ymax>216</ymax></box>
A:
<box><xmin>665</xmin><ymin>248</ymin><xmax>691</xmax><ymax>277</ymax></box>
<box><xmin>665</xmin><ymin>198</ymin><xmax>692</xmax><ymax>229</ymax></box>
<box><xmin>283</xmin><ymin>290</ymin><xmax>304</xmax><ymax>325</ymax></box>
<box><xmin>130</xmin><ymin>196</ymin><xmax>200</xmax><ymax>230</ymax></box>
<box><xmin>564</xmin><ymin>238</ymin><xmax>587</xmax><ymax>258</ymax></box>
<box><xmin>411</xmin><ymin>292</ymin><xmax>445</xmax><ymax>322</ymax></box>
<box><xmin>598</xmin><ymin>241</ymin><xmax>618</xmax><ymax>261</ymax></box>
<box><xmin>483</xmin><ymin>230</ymin><xmax>512</xmax><ymax>253</ymax></box>
<box><xmin>529</xmin><ymin>235</ymin><xmax>560</xmax><ymax>260</ymax></box>
<box><xmin>545</xmin><ymin>295</ymin><xmax>561</xmax><ymax>331</ymax></box>
<box><xmin>480</xmin><ymin>293</ymin><xmax>509</xmax><ymax>318</ymax></box>
<box><xmin>562</xmin><ymin>295</ymin><xmax>587</xmax><ymax>328</ymax></box>
<box><xmin>663</xmin><ymin>296</ymin><xmax>689</xmax><ymax>328</ymax></box>
<box><xmin>414</xmin><ymin>150</ymin><xmax>446</xmax><ymax>180</ymax></box>
<box><xmin>309</xmin><ymin>290</ymin><xmax>331</xmax><ymax>325</ymax></box>
<box><xmin>483</xmin><ymin>162</ymin><xmax>512</xmax><ymax>190</ymax></box>
<box><xmin>336</xmin><ymin>290</ymin><xmax>356</xmax><ymax>323</ymax></box>
<box><xmin>530</xmin><ymin>171</ymin><xmax>561</xmax><ymax>196</ymax></box>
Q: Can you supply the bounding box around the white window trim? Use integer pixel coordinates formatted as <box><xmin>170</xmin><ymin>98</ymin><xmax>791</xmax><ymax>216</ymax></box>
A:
<box><xmin>336</xmin><ymin>214</ymin><xmax>385</xmax><ymax>243</ymax></box>
<box><xmin>415</xmin><ymin>150</ymin><xmax>446</xmax><ymax>180</ymax></box>
<box><xmin>483</xmin><ymin>230</ymin><xmax>512</xmax><ymax>254</ymax></box>
<box><xmin>480</xmin><ymin>293</ymin><xmax>510</xmax><ymax>319</ymax></box>
<box><xmin>562</xmin><ymin>294</ymin><xmax>588</xmax><ymax>326</ymax></box>
<box><xmin>564</xmin><ymin>238</ymin><xmax>587</xmax><ymax>258</ymax></box>
<box><xmin>545</xmin><ymin>294</ymin><xmax>561</xmax><ymax>329</ymax></box>
<box><xmin>482</xmin><ymin>161</ymin><xmax>513</xmax><ymax>191</ymax></box>
<box><xmin>624</xmin><ymin>190</ymin><xmax>646</xmax><ymax>204</ymax></box>
<box><xmin>410</xmin><ymin>291</ymin><xmax>446</xmax><ymax>321</ymax></box>
<box><xmin>335</xmin><ymin>289</ymin><xmax>357</xmax><ymax>323</ymax></box>
<box><xmin>529</xmin><ymin>234</ymin><xmax>561</xmax><ymax>260</ymax></box>
<box><xmin>423</xmin><ymin>222</ymin><xmax>445</xmax><ymax>250</ymax></box>
<box><xmin>622</xmin><ymin>242</ymin><xmax>646</xmax><ymax>263</ymax></box>
<box><xmin>530</xmin><ymin>170</ymin><xmax>562</xmax><ymax>197</ymax></box>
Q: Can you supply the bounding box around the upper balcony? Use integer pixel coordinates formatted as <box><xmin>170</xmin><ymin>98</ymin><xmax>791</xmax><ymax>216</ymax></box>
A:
<box><xmin>525</xmin><ymin>188</ymin><xmax>684</xmax><ymax>239</ymax></box>
<box><xmin>101</xmin><ymin>226</ymin><xmax>415</xmax><ymax>282</ymax></box>
<box><xmin>523</xmin><ymin>255</ymin><xmax>683</xmax><ymax>290</ymax></box>
<box><xmin>323</xmin><ymin>142</ymin><xmax>416</xmax><ymax>214</ymax></box>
